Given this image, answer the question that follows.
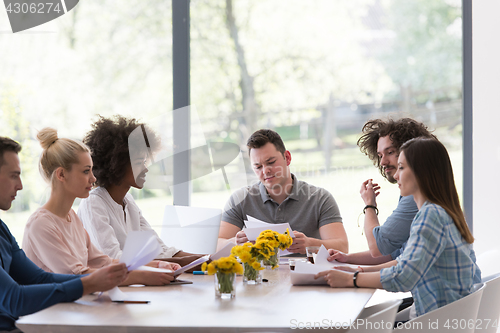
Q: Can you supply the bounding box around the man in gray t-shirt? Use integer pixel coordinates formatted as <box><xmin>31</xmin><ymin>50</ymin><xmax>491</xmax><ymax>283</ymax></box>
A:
<box><xmin>218</xmin><ymin>129</ymin><xmax>348</xmax><ymax>254</ymax></box>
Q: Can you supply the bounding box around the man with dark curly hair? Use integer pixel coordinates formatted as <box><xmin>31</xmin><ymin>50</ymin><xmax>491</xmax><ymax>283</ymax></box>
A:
<box><xmin>77</xmin><ymin>115</ymin><xmax>203</xmax><ymax>267</ymax></box>
<box><xmin>355</xmin><ymin>118</ymin><xmax>436</xmax><ymax>261</ymax></box>
<box><xmin>322</xmin><ymin>118</ymin><xmax>437</xmax><ymax>315</ymax></box>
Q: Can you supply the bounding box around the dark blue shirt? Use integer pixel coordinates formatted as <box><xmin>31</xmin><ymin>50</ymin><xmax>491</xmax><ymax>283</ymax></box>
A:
<box><xmin>0</xmin><ymin>220</ymin><xmax>83</xmax><ymax>331</ymax></box>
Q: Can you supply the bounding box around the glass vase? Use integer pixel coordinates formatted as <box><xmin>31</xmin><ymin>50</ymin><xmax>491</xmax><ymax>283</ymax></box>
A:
<box><xmin>214</xmin><ymin>272</ymin><xmax>236</xmax><ymax>299</ymax></box>
<box><xmin>262</xmin><ymin>247</ymin><xmax>280</xmax><ymax>269</ymax></box>
<box><xmin>243</xmin><ymin>262</ymin><xmax>262</xmax><ymax>284</ymax></box>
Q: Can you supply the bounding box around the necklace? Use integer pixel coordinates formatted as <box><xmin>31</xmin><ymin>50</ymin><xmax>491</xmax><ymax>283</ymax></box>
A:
<box><xmin>66</xmin><ymin>214</ymin><xmax>71</xmax><ymax>222</ymax></box>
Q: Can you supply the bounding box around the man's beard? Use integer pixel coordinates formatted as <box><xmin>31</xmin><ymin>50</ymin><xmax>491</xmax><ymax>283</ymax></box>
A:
<box><xmin>384</xmin><ymin>167</ymin><xmax>397</xmax><ymax>184</ymax></box>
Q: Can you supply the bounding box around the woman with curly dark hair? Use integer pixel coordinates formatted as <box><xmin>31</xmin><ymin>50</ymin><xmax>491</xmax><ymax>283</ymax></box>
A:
<box><xmin>78</xmin><ymin>115</ymin><xmax>203</xmax><ymax>267</ymax></box>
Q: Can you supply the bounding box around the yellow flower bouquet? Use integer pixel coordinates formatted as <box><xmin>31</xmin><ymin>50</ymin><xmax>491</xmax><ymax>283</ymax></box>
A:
<box><xmin>256</xmin><ymin>229</ymin><xmax>293</xmax><ymax>269</ymax></box>
<box><xmin>202</xmin><ymin>256</ymin><xmax>243</xmax><ymax>299</ymax></box>
<box><xmin>231</xmin><ymin>242</ymin><xmax>267</xmax><ymax>284</ymax></box>
<box><xmin>231</xmin><ymin>229</ymin><xmax>294</xmax><ymax>284</ymax></box>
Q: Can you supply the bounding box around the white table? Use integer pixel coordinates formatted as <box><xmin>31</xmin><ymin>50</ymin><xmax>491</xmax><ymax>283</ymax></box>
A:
<box><xmin>17</xmin><ymin>266</ymin><xmax>375</xmax><ymax>332</ymax></box>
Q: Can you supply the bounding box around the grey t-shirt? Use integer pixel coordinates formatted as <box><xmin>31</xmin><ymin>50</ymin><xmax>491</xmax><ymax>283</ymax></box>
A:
<box><xmin>373</xmin><ymin>195</ymin><xmax>418</xmax><ymax>259</ymax></box>
<box><xmin>222</xmin><ymin>175</ymin><xmax>342</xmax><ymax>239</ymax></box>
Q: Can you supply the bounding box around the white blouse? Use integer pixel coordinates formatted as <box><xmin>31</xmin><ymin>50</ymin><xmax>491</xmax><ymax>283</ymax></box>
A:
<box><xmin>77</xmin><ymin>187</ymin><xmax>179</xmax><ymax>260</ymax></box>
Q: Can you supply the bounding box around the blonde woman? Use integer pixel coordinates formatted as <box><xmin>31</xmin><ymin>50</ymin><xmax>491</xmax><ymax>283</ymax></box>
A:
<box><xmin>22</xmin><ymin>128</ymin><xmax>180</xmax><ymax>285</ymax></box>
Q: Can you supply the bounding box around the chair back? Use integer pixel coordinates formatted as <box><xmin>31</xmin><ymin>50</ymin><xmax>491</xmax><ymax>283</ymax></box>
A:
<box><xmin>395</xmin><ymin>283</ymin><xmax>485</xmax><ymax>333</ymax></box>
<box><xmin>477</xmin><ymin>250</ymin><xmax>500</xmax><ymax>278</ymax></box>
<box><xmin>476</xmin><ymin>273</ymin><xmax>500</xmax><ymax>333</ymax></box>
<box><xmin>347</xmin><ymin>299</ymin><xmax>402</xmax><ymax>332</ymax></box>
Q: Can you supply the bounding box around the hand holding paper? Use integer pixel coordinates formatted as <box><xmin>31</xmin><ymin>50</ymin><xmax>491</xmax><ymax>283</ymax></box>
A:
<box><xmin>119</xmin><ymin>231</ymin><xmax>162</xmax><ymax>271</ymax></box>
<box><xmin>290</xmin><ymin>245</ymin><xmax>359</xmax><ymax>285</ymax></box>
<box><xmin>311</xmin><ymin>245</ymin><xmax>356</xmax><ymax>268</ymax></box>
<box><xmin>158</xmin><ymin>261</ymin><xmax>182</xmax><ymax>271</ymax></box>
<box><xmin>323</xmin><ymin>247</ymin><xmax>349</xmax><ymax>264</ymax></box>
<box><xmin>244</xmin><ymin>215</ymin><xmax>295</xmax><ymax>255</ymax></box>
<box><xmin>243</xmin><ymin>215</ymin><xmax>295</xmax><ymax>240</ymax></box>
<box><xmin>290</xmin><ymin>261</ymin><xmax>330</xmax><ymax>285</ymax></box>
<box><xmin>235</xmin><ymin>230</ymin><xmax>249</xmax><ymax>245</ymax></box>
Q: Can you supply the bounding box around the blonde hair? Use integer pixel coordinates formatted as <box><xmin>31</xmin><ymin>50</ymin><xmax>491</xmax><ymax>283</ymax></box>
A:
<box><xmin>37</xmin><ymin>127</ymin><xmax>90</xmax><ymax>183</ymax></box>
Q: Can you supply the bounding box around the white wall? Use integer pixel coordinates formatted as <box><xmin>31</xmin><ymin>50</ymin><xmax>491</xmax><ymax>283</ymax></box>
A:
<box><xmin>472</xmin><ymin>0</ymin><xmax>500</xmax><ymax>277</ymax></box>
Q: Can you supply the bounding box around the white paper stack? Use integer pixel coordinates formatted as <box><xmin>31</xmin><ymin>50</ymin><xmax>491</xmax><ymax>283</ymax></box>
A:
<box><xmin>290</xmin><ymin>245</ymin><xmax>358</xmax><ymax>286</ymax></box>
<box><xmin>107</xmin><ymin>231</ymin><xmax>165</xmax><ymax>301</ymax></box>
<box><xmin>243</xmin><ymin>215</ymin><xmax>295</xmax><ymax>255</ymax></box>
<box><xmin>120</xmin><ymin>230</ymin><xmax>162</xmax><ymax>271</ymax></box>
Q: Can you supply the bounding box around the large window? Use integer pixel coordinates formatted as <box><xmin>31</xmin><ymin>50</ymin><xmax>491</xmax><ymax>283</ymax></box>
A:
<box><xmin>1</xmin><ymin>0</ymin><xmax>463</xmax><ymax>253</ymax></box>
<box><xmin>189</xmin><ymin>0</ymin><xmax>463</xmax><ymax>252</ymax></box>
<box><xmin>0</xmin><ymin>1</ymin><xmax>173</xmax><ymax>241</ymax></box>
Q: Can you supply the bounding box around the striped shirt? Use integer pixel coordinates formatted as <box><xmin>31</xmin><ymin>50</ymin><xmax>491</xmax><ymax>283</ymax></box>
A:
<box><xmin>380</xmin><ymin>201</ymin><xmax>481</xmax><ymax>317</ymax></box>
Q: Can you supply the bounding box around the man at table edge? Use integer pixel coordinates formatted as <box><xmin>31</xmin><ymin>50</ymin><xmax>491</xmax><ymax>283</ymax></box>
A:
<box><xmin>355</xmin><ymin>118</ymin><xmax>437</xmax><ymax>263</ymax></box>
<box><xmin>0</xmin><ymin>136</ymin><xmax>127</xmax><ymax>332</ymax></box>
<box><xmin>217</xmin><ymin>129</ymin><xmax>348</xmax><ymax>254</ymax></box>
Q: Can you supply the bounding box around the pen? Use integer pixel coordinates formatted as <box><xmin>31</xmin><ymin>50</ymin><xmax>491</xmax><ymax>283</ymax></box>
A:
<box><xmin>193</xmin><ymin>271</ymin><xmax>207</xmax><ymax>275</ymax></box>
<box><xmin>112</xmin><ymin>300</ymin><xmax>150</xmax><ymax>304</ymax></box>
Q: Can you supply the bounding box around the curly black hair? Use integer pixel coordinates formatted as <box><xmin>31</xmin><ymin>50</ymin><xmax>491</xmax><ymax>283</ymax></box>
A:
<box><xmin>357</xmin><ymin>118</ymin><xmax>436</xmax><ymax>179</ymax></box>
<box><xmin>83</xmin><ymin>115</ymin><xmax>161</xmax><ymax>188</ymax></box>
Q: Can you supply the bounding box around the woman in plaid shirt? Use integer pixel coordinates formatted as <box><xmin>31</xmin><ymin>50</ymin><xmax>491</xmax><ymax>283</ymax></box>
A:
<box><xmin>316</xmin><ymin>137</ymin><xmax>481</xmax><ymax>318</ymax></box>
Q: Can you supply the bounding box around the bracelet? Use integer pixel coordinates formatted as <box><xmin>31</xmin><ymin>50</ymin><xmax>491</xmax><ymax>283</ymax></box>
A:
<box><xmin>357</xmin><ymin>266</ymin><xmax>364</xmax><ymax>272</ymax></box>
<box><xmin>363</xmin><ymin>205</ymin><xmax>379</xmax><ymax>215</ymax></box>
<box><xmin>353</xmin><ymin>271</ymin><xmax>360</xmax><ymax>288</ymax></box>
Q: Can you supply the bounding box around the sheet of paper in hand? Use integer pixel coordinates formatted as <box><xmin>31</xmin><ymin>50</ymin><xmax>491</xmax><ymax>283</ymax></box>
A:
<box><xmin>244</xmin><ymin>215</ymin><xmax>295</xmax><ymax>255</ymax></box>
<box><xmin>290</xmin><ymin>246</ymin><xmax>359</xmax><ymax>285</ymax></box>
<box><xmin>290</xmin><ymin>261</ymin><xmax>330</xmax><ymax>285</ymax></box>
<box><xmin>314</xmin><ymin>245</ymin><xmax>357</xmax><ymax>268</ymax></box>
<box><xmin>244</xmin><ymin>215</ymin><xmax>295</xmax><ymax>237</ymax></box>
<box><xmin>119</xmin><ymin>230</ymin><xmax>162</xmax><ymax>271</ymax></box>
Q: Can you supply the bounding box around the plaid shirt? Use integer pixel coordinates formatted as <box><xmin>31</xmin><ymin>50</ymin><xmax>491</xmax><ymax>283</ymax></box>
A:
<box><xmin>380</xmin><ymin>202</ymin><xmax>481</xmax><ymax>317</ymax></box>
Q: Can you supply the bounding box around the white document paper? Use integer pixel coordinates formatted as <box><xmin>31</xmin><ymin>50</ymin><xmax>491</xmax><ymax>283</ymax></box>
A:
<box><xmin>244</xmin><ymin>215</ymin><xmax>270</xmax><ymax>227</ymax></box>
<box><xmin>313</xmin><ymin>245</ymin><xmax>356</xmax><ymax>268</ymax></box>
<box><xmin>107</xmin><ymin>287</ymin><xmax>128</xmax><ymax>301</ymax></box>
<box><xmin>289</xmin><ymin>246</ymin><xmax>358</xmax><ymax>285</ymax></box>
<box><xmin>173</xmin><ymin>255</ymin><xmax>210</xmax><ymax>276</ymax></box>
<box><xmin>120</xmin><ymin>230</ymin><xmax>162</xmax><ymax>271</ymax></box>
<box><xmin>244</xmin><ymin>215</ymin><xmax>295</xmax><ymax>255</ymax></box>
<box><xmin>244</xmin><ymin>215</ymin><xmax>295</xmax><ymax>238</ymax></box>
<box><xmin>290</xmin><ymin>261</ymin><xmax>330</xmax><ymax>285</ymax></box>
<box><xmin>244</xmin><ymin>225</ymin><xmax>295</xmax><ymax>256</ymax></box>
<box><xmin>135</xmin><ymin>265</ymin><xmax>173</xmax><ymax>273</ymax></box>
<box><xmin>210</xmin><ymin>242</ymin><xmax>234</xmax><ymax>261</ymax></box>
<box><xmin>244</xmin><ymin>224</ymin><xmax>294</xmax><ymax>241</ymax></box>
<box><xmin>106</xmin><ymin>287</ymin><xmax>151</xmax><ymax>302</ymax></box>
